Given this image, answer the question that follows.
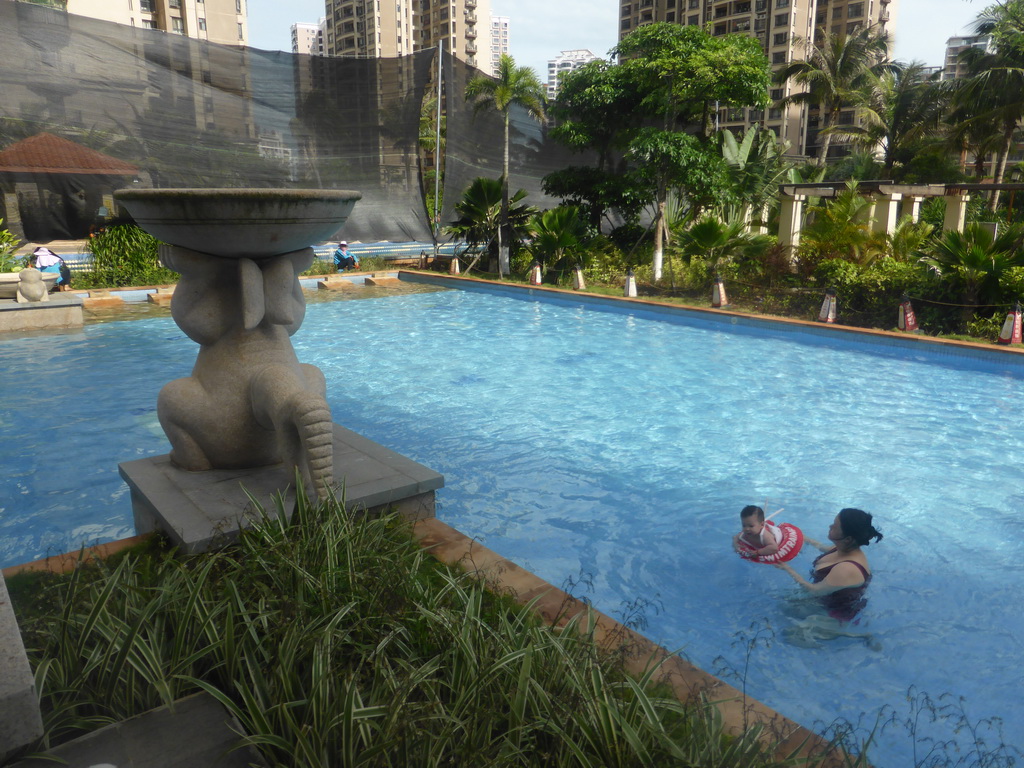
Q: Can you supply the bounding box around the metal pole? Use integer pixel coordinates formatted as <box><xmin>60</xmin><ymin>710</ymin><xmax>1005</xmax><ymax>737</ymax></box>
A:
<box><xmin>432</xmin><ymin>44</ymin><xmax>443</xmax><ymax>262</ymax></box>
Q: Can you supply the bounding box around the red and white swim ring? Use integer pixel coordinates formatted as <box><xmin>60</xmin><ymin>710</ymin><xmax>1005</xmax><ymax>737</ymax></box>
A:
<box><xmin>737</xmin><ymin>521</ymin><xmax>803</xmax><ymax>564</ymax></box>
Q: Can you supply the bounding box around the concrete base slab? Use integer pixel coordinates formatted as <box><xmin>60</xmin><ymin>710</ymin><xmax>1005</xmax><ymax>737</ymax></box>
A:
<box><xmin>364</xmin><ymin>276</ymin><xmax>402</xmax><ymax>286</ymax></box>
<box><xmin>0</xmin><ymin>295</ymin><xmax>83</xmax><ymax>333</ymax></box>
<box><xmin>83</xmin><ymin>291</ymin><xmax>126</xmax><ymax>310</ymax></box>
<box><xmin>0</xmin><ymin>576</ymin><xmax>44</xmax><ymax>763</ymax></box>
<box><xmin>119</xmin><ymin>423</ymin><xmax>444</xmax><ymax>554</ymax></box>
<box><xmin>10</xmin><ymin>692</ymin><xmax>265</xmax><ymax>768</ymax></box>
<box><xmin>317</xmin><ymin>277</ymin><xmax>358</xmax><ymax>290</ymax></box>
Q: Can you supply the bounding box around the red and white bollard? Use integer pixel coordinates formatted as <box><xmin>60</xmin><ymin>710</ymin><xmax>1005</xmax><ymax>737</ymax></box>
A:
<box><xmin>624</xmin><ymin>269</ymin><xmax>637</xmax><ymax>298</ymax></box>
<box><xmin>573</xmin><ymin>264</ymin><xmax>586</xmax><ymax>291</ymax></box>
<box><xmin>998</xmin><ymin>302</ymin><xmax>1022</xmax><ymax>345</ymax></box>
<box><xmin>449</xmin><ymin>256</ymin><xmax>460</xmax><ymax>275</ymax></box>
<box><xmin>529</xmin><ymin>261</ymin><xmax>543</xmax><ymax>286</ymax></box>
<box><xmin>818</xmin><ymin>288</ymin><xmax>837</xmax><ymax>323</ymax></box>
<box><xmin>898</xmin><ymin>294</ymin><xmax>919</xmax><ymax>332</ymax></box>
<box><xmin>712</xmin><ymin>274</ymin><xmax>728</xmax><ymax>308</ymax></box>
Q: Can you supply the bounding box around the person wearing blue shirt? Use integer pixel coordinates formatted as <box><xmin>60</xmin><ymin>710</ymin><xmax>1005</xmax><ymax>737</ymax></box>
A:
<box><xmin>333</xmin><ymin>241</ymin><xmax>359</xmax><ymax>271</ymax></box>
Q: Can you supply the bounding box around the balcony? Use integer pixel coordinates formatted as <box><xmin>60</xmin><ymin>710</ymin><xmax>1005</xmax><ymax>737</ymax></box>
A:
<box><xmin>465</xmin><ymin>27</ymin><xmax>476</xmax><ymax>39</ymax></box>
<box><xmin>465</xmin><ymin>12</ymin><xmax>477</xmax><ymax>22</ymax></box>
<box><xmin>465</xmin><ymin>42</ymin><xmax>478</xmax><ymax>54</ymax></box>
<box><xmin>465</xmin><ymin>0</ymin><xmax>476</xmax><ymax>7</ymax></box>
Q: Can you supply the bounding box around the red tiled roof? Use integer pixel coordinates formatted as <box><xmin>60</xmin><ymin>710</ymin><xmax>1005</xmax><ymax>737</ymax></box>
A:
<box><xmin>0</xmin><ymin>132</ymin><xmax>139</xmax><ymax>175</ymax></box>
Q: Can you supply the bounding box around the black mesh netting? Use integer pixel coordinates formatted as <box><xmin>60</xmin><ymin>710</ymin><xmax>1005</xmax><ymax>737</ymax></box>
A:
<box><xmin>0</xmin><ymin>1</ymin><xmax>583</xmax><ymax>246</ymax></box>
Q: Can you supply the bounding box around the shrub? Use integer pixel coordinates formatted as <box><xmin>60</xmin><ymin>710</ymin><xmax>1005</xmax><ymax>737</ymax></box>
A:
<box><xmin>76</xmin><ymin>224</ymin><xmax>177</xmax><ymax>288</ymax></box>
<box><xmin>813</xmin><ymin>257</ymin><xmax>939</xmax><ymax>329</ymax></box>
<box><xmin>0</xmin><ymin>218</ymin><xmax>24</xmax><ymax>271</ymax></box>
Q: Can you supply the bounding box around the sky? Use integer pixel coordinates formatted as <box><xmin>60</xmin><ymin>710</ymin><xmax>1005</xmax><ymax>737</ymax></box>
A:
<box><xmin>246</xmin><ymin>0</ymin><xmax>986</xmax><ymax>79</ymax></box>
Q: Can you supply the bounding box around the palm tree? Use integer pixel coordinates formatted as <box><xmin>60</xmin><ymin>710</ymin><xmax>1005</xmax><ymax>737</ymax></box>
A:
<box><xmin>465</xmin><ymin>54</ymin><xmax>547</xmax><ymax>276</ymax></box>
<box><xmin>529</xmin><ymin>206</ymin><xmax>591</xmax><ymax>277</ymax></box>
<box><xmin>445</xmin><ymin>177</ymin><xmax>536</xmax><ymax>273</ymax></box>
<box><xmin>774</xmin><ymin>25</ymin><xmax>893</xmax><ymax>166</ymax></box>
<box><xmin>674</xmin><ymin>215</ymin><xmax>773</xmax><ymax>275</ymax></box>
<box><xmin>827</xmin><ymin>62</ymin><xmax>946</xmax><ymax>180</ymax></box>
<box><xmin>917</xmin><ymin>223</ymin><xmax>1024</xmax><ymax>328</ymax></box>
<box><xmin>953</xmin><ymin>47</ymin><xmax>1024</xmax><ymax>209</ymax></box>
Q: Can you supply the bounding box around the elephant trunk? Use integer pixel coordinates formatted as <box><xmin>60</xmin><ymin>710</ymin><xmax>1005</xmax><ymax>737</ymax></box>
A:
<box><xmin>294</xmin><ymin>398</ymin><xmax>334</xmax><ymax>500</ymax></box>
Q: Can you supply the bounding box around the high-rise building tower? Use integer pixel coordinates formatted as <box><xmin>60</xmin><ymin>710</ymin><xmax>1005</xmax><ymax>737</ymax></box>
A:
<box><xmin>292</xmin><ymin>20</ymin><xmax>325</xmax><ymax>56</ymax></box>
<box><xmin>67</xmin><ymin>0</ymin><xmax>248</xmax><ymax>46</ymax></box>
<box><xmin>490</xmin><ymin>14</ymin><xmax>509</xmax><ymax>75</ymax></box>
<box><xmin>322</xmin><ymin>0</ymin><xmax>490</xmax><ymax>69</ymax></box>
<box><xmin>618</xmin><ymin>0</ymin><xmax>896</xmax><ymax>160</ymax></box>
<box><xmin>546</xmin><ymin>49</ymin><xmax>597</xmax><ymax>99</ymax></box>
<box><xmin>942</xmin><ymin>33</ymin><xmax>993</xmax><ymax>81</ymax></box>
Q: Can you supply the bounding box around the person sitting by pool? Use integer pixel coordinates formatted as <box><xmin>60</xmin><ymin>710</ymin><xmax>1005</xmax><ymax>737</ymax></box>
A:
<box><xmin>733</xmin><ymin>505</ymin><xmax>779</xmax><ymax>558</ymax></box>
<box><xmin>31</xmin><ymin>246</ymin><xmax>71</xmax><ymax>291</ymax></box>
<box><xmin>775</xmin><ymin>507</ymin><xmax>882</xmax><ymax>623</ymax></box>
<box><xmin>333</xmin><ymin>241</ymin><xmax>359</xmax><ymax>272</ymax></box>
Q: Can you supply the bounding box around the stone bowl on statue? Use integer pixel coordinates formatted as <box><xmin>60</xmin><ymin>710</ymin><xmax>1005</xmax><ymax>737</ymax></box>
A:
<box><xmin>113</xmin><ymin>188</ymin><xmax>362</xmax><ymax>258</ymax></box>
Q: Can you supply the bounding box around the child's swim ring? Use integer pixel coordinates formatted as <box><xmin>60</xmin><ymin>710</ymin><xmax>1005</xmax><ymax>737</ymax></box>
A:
<box><xmin>737</xmin><ymin>521</ymin><xmax>803</xmax><ymax>564</ymax></box>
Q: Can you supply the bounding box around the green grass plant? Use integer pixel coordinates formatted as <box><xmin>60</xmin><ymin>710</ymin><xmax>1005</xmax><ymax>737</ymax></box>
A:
<box><xmin>73</xmin><ymin>224</ymin><xmax>177</xmax><ymax>289</ymax></box>
<box><xmin>10</xmin><ymin>491</ymin><xmax>810</xmax><ymax>768</ymax></box>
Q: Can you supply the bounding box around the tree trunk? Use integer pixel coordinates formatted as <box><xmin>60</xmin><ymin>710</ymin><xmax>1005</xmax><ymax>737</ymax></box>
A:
<box><xmin>989</xmin><ymin>124</ymin><xmax>1016</xmax><ymax>211</ymax></box>
<box><xmin>653</xmin><ymin>198</ymin><xmax>666</xmax><ymax>281</ymax></box>
<box><xmin>817</xmin><ymin>108</ymin><xmax>839</xmax><ymax>166</ymax></box>
<box><xmin>500</xmin><ymin>110</ymin><xmax>511</xmax><ymax>276</ymax></box>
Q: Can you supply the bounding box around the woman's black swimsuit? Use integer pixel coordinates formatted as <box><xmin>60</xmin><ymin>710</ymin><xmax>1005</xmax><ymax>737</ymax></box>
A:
<box><xmin>811</xmin><ymin>548</ymin><xmax>870</xmax><ymax>622</ymax></box>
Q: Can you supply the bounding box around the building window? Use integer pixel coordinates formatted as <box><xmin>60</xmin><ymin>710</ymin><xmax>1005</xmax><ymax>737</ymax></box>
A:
<box><xmin>621</xmin><ymin>19</ymin><xmax>632</xmax><ymax>30</ymax></box>
<box><xmin>169</xmin><ymin>0</ymin><xmax>180</xmax><ymax>7</ymax></box>
<box><xmin>689</xmin><ymin>0</ymin><xmax>700</xmax><ymax>7</ymax></box>
<box><xmin>846</xmin><ymin>21</ymin><xmax>862</xmax><ymax>34</ymax></box>
<box><xmin>688</xmin><ymin>14</ymin><xmax>699</xmax><ymax>23</ymax></box>
<box><xmin>236</xmin><ymin>0</ymin><xmax>242</xmax><ymax>12</ymax></box>
<box><xmin>773</xmin><ymin>31</ymin><xmax>788</xmax><ymax>44</ymax></box>
<box><xmin>735</xmin><ymin>1</ymin><xmax>750</xmax><ymax>12</ymax></box>
<box><xmin>198</xmin><ymin>17</ymin><xmax>206</xmax><ymax>30</ymax></box>
<box><xmin>772</xmin><ymin>51</ymin><xmax>786</xmax><ymax>63</ymax></box>
<box><xmin>714</xmin><ymin>23</ymin><xmax>727</xmax><ymax>35</ymax></box>
<box><xmin>775</xmin><ymin>12</ymin><xmax>788</xmax><ymax>25</ymax></box>
<box><xmin>237</xmin><ymin>22</ymin><xmax>244</xmax><ymax>39</ymax></box>
<box><xmin>172</xmin><ymin>16</ymin><xmax>184</xmax><ymax>32</ymax></box>
<box><xmin>666</xmin><ymin>11</ymin><xmax>675</xmax><ymax>21</ymax></box>
<box><xmin>848</xmin><ymin>3</ymin><xmax>864</xmax><ymax>18</ymax></box>
<box><xmin>774</xmin><ymin>0</ymin><xmax>788</xmax><ymax>7</ymax></box>
<box><xmin>832</xmin><ymin>6</ymin><xmax>842</xmax><ymax>18</ymax></box>
<box><xmin>770</xmin><ymin>87</ymin><xmax>783</xmax><ymax>100</ymax></box>
<box><xmin>768</xmin><ymin>107</ymin><xmax>782</xmax><ymax>120</ymax></box>
<box><xmin>140</xmin><ymin>0</ymin><xmax>152</xmax><ymax>11</ymax></box>
<box><xmin>621</xmin><ymin>3</ymin><xmax>631</xmax><ymax>15</ymax></box>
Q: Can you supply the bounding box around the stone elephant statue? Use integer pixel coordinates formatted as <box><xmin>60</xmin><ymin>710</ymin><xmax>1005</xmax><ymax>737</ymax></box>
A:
<box><xmin>157</xmin><ymin>244</ymin><xmax>334</xmax><ymax>499</ymax></box>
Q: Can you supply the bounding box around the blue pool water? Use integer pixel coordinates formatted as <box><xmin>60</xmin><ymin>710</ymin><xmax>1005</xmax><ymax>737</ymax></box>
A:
<box><xmin>2</xmin><ymin>286</ymin><xmax>1023</xmax><ymax>767</ymax></box>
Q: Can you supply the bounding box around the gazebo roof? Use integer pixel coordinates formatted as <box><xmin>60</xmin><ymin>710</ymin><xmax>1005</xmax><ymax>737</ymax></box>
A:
<box><xmin>0</xmin><ymin>132</ymin><xmax>138</xmax><ymax>175</ymax></box>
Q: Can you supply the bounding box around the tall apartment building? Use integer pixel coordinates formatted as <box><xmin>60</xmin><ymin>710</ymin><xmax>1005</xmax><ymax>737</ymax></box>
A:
<box><xmin>322</xmin><ymin>0</ymin><xmax>490</xmax><ymax>71</ymax></box>
<box><xmin>66</xmin><ymin>0</ymin><xmax>247</xmax><ymax>46</ymax></box>
<box><xmin>618</xmin><ymin>0</ymin><xmax>895</xmax><ymax>160</ymax></box>
<box><xmin>546</xmin><ymin>49</ymin><xmax>597</xmax><ymax>99</ymax></box>
<box><xmin>490</xmin><ymin>15</ymin><xmax>509</xmax><ymax>75</ymax></box>
<box><xmin>292</xmin><ymin>20</ymin><xmax>326</xmax><ymax>55</ymax></box>
<box><xmin>942</xmin><ymin>33</ymin><xmax>993</xmax><ymax>81</ymax></box>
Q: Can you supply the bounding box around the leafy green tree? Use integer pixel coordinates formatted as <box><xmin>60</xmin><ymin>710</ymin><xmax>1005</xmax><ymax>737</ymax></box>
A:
<box><xmin>626</xmin><ymin>128</ymin><xmax>731</xmax><ymax>280</ymax></box>
<box><xmin>917</xmin><ymin>222</ymin><xmax>1024</xmax><ymax>327</ymax></box>
<box><xmin>465</xmin><ymin>54</ymin><xmax>547</xmax><ymax>276</ymax></box>
<box><xmin>798</xmin><ymin>182</ymin><xmax>885</xmax><ymax>271</ymax></box>
<box><xmin>613</xmin><ymin>23</ymin><xmax>770</xmax><ymax>139</ymax></box>
<box><xmin>774</xmin><ymin>25</ymin><xmax>894</xmax><ymax>166</ymax></box>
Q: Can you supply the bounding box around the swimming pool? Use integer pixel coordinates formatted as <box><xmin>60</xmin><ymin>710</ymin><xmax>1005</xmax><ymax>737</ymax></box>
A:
<box><xmin>2</xmin><ymin>284</ymin><xmax>1021</xmax><ymax>767</ymax></box>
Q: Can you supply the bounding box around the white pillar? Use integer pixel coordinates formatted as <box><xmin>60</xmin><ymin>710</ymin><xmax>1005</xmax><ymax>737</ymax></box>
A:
<box><xmin>778</xmin><ymin>194</ymin><xmax>806</xmax><ymax>251</ymax></box>
<box><xmin>907</xmin><ymin>196</ymin><xmax>925</xmax><ymax>223</ymax></box>
<box><xmin>873</xmin><ymin>193</ymin><xmax>902</xmax><ymax>236</ymax></box>
<box><xmin>943</xmin><ymin>193</ymin><xmax>970</xmax><ymax>232</ymax></box>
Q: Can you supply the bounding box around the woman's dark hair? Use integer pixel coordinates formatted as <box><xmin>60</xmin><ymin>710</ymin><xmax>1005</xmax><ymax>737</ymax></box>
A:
<box><xmin>740</xmin><ymin>505</ymin><xmax>764</xmax><ymax>521</ymax></box>
<box><xmin>838</xmin><ymin>508</ymin><xmax>883</xmax><ymax>546</ymax></box>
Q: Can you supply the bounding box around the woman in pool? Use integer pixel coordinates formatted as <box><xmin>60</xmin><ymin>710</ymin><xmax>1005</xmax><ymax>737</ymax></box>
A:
<box><xmin>774</xmin><ymin>507</ymin><xmax>883</xmax><ymax>623</ymax></box>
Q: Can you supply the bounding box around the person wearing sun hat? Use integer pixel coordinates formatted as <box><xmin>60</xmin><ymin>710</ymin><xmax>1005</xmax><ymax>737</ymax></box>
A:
<box><xmin>333</xmin><ymin>241</ymin><xmax>359</xmax><ymax>271</ymax></box>
<box><xmin>31</xmin><ymin>246</ymin><xmax>71</xmax><ymax>290</ymax></box>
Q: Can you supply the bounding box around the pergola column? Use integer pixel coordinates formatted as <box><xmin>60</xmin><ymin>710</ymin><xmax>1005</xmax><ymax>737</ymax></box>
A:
<box><xmin>872</xmin><ymin>193</ymin><xmax>902</xmax><ymax>236</ymax></box>
<box><xmin>905</xmin><ymin>195</ymin><xmax>926</xmax><ymax>222</ymax></box>
<box><xmin>778</xmin><ymin>194</ymin><xmax>807</xmax><ymax>252</ymax></box>
<box><xmin>943</xmin><ymin>192</ymin><xmax>970</xmax><ymax>232</ymax></box>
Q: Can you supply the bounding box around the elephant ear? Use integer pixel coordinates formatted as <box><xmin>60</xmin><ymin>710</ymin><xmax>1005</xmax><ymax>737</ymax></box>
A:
<box><xmin>239</xmin><ymin>258</ymin><xmax>266</xmax><ymax>331</ymax></box>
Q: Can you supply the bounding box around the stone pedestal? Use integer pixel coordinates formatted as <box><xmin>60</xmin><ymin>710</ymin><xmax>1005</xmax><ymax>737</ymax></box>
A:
<box><xmin>0</xmin><ymin>575</ymin><xmax>44</xmax><ymax>762</ymax></box>
<box><xmin>0</xmin><ymin>295</ymin><xmax>83</xmax><ymax>334</ymax></box>
<box><xmin>119</xmin><ymin>423</ymin><xmax>444</xmax><ymax>554</ymax></box>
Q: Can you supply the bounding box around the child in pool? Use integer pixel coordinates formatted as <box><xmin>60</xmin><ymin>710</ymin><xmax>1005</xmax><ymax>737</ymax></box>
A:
<box><xmin>732</xmin><ymin>505</ymin><xmax>780</xmax><ymax>559</ymax></box>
